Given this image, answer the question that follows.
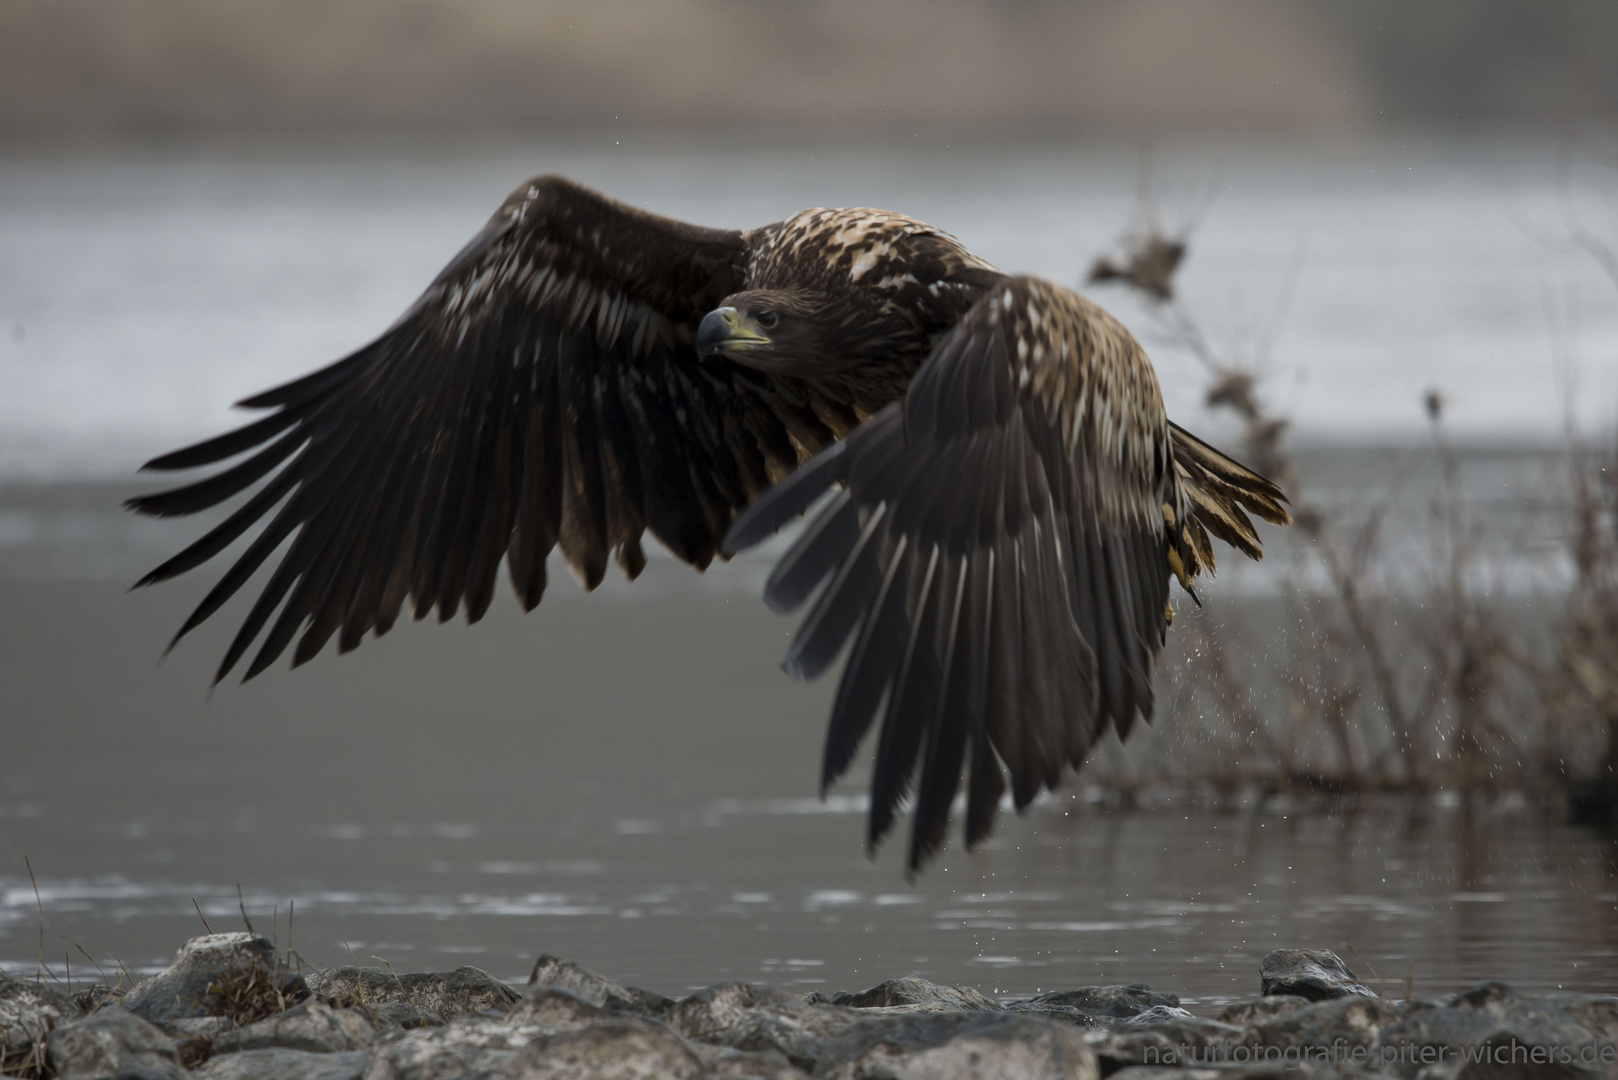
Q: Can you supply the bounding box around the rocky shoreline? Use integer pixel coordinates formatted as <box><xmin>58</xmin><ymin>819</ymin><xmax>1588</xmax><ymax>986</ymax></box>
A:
<box><xmin>2</xmin><ymin>935</ymin><xmax>1614</xmax><ymax>1079</ymax></box>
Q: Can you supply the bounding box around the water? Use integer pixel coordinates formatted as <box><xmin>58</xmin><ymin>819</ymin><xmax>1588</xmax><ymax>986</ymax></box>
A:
<box><xmin>3</xmin><ymin>136</ymin><xmax>1618</xmax><ymax>480</ymax></box>
<box><xmin>1</xmin><ymin>138</ymin><xmax>1616</xmax><ymax>1003</ymax></box>
<box><xmin>0</xmin><ymin>482</ymin><xmax>1613</xmax><ymax>1005</ymax></box>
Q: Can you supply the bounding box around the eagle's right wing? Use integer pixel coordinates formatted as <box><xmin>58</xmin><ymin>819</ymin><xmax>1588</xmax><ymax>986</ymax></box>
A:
<box><xmin>130</xmin><ymin>175</ymin><xmax>830</xmax><ymax>684</ymax></box>
<box><xmin>724</xmin><ymin>277</ymin><xmax>1182</xmax><ymax>872</ymax></box>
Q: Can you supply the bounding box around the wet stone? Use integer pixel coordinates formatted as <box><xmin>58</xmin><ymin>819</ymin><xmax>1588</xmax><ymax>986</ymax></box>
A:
<box><xmin>1259</xmin><ymin>948</ymin><xmax>1376</xmax><ymax>1002</ymax></box>
<box><xmin>191</xmin><ymin>1047</ymin><xmax>367</xmax><ymax>1080</ymax></box>
<box><xmin>830</xmin><ymin>976</ymin><xmax>1000</xmax><ymax>1013</ymax></box>
<box><xmin>373</xmin><ymin>1001</ymin><xmax>443</xmax><ymax>1030</ymax></box>
<box><xmin>1118</xmin><ymin>1012</ymin><xmax>1243</xmax><ymax>1045</ymax></box>
<box><xmin>167</xmin><ymin>1016</ymin><xmax>234</xmax><ymax>1041</ymax></box>
<box><xmin>815</xmin><ymin>1010</ymin><xmax>1098</xmax><ymax>1080</ymax></box>
<box><xmin>524</xmin><ymin>955</ymin><xmax>671</xmax><ymax>1016</ymax></box>
<box><xmin>1087</xmin><ymin>1028</ymin><xmax>1180</xmax><ymax>1075</ymax></box>
<box><xmin>46</xmin><ymin>1006</ymin><xmax>185</xmax><ymax>1080</ymax></box>
<box><xmin>1001</xmin><ymin>1000</ymin><xmax>1111</xmax><ymax>1031</ymax></box>
<box><xmin>663</xmin><ymin>982</ymin><xmax>797</xmax><ymax>1040</ymax></box>
<box><xmin>1371</xmin><ymin>982</ymin><xmax>1614</xmax><ymax>1080</ymax></box>
<box><xmin>363</xmin><ymin>1001</ymin><xmax>574</xmax><ymax>1080</ymax></box>
<box><xmin>1544</xmin><ymin>992</ymin><xmax>1618</xmax><ymax>1043</ymax></box>
<box><xmin>505</xmin><ymin>987</ymin><xmax>613</xmax><ymax>1033</ymax></box>
<box><xmin>700</xmin><ymin>998</ymin><xmax>864</xmax><ymax>1071</ymax></box>
<box><xmin>209</xmin><ymin>999</ymin><xmax>384</xmax><ymax>1054</ymax></box>
<box><xmin>1235</xmin><ymin>994</ymin><xmax>1407</xmax><ymax>1053</ymax></box>
<box><xmin>121</xmin><ymin>933</ymin><xmax>282</xmax><ymax>1024</ymax></box>
<box><xmin>1086</xmin><ymin>1015</ymin><xmax>1243</xmax><ymax>1075</ymax></box>
<box><xmin>1217</xmin><ymin>995</ymin><xmax>1313</xmax><ymax>1026</ymax></box>
<box><xmin>1016</xmin><ymin>984</ymin><xmax>1180</xmax><ymax>1022</ymax></box>
<box><xmin>1122</xmin><ymin>1005</ymin><xmax>1202</xmax><ymax>1028</ymax></box>
<box><xmin>0</xmin><ymin>969</ymin><xmax>76</xmax><ymax>1063</ymax></box>
<box><xmin>304</xmin><ymin>965</ymin><xmax>520</xmax><ymax>1023</ymax></box>
<box><xmin>516</xmin><ymin>1016</ymin><xmax>709</xmax><ymax>1079</ymax></box>
<box><xmin>687</xmin><ymin>1040</ymin><xmax>805</xmax><ymax>1078</ymax></box>
<box><xmin>33</xmin><ymin>944</ymin><xmax>1613</xmax><ymax>1080</ymax></box>
<box><xmin>1109</xmin><ymin>1067</ymin><xmax>1386</xmax><ymax>1080</ymax></box>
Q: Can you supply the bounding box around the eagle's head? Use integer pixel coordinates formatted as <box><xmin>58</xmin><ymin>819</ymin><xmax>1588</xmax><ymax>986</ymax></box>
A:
<box><xmin>696</xmin><ymin>287</ymin><xmax>922</xmax><ymax>378</ymax></box>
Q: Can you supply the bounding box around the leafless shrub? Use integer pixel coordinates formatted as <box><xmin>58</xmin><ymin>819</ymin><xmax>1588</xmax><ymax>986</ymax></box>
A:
<box><xmin>1081</xmin><ymin>149</ymin><xmax>1618</xmax><ymax>813</ymax></box>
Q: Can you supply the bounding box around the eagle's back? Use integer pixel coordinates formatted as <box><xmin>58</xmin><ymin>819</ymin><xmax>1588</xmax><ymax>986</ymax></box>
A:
<box><xmin>739</xmin><ymin>208</ymin><xmax>1002</xmax><ymax>417</ymax></box>
<box><xmin>748</xmin><ymin>208</ymin><xmax>998</xmax><ymax>338</ymax></box>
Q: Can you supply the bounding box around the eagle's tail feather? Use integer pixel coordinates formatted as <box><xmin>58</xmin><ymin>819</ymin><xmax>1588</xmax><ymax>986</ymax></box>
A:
<box><xmin>1169</xmin><ymin>422</ymin><xmax>1290</xmax><ymax>570</ymax></box>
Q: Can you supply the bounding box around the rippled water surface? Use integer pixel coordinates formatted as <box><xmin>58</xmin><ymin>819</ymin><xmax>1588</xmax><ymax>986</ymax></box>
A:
<box><xmin>1</xmin><ymin>517</ymin><xmax>1615</xmax><ymax>1005</ymax></box>
<box><xmin>1</xmin><ymin>141</ymin><xmax>1617</xmax><ymax>1003</ymax></box>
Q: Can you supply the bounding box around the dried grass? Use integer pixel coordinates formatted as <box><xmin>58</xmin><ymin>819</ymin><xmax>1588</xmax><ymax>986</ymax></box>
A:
<box><xmin>204</xmin><ymin>962</ymin><xmax>300</xmax><ymax>1029</ymax></box>
<box><xmin>0</xmin><ymin>1018</ymin><xmax>52</xmax><ymax>1080</ymax></box>
<box><xmin>175</xmin><ymin>1033</ymin><xmax>213</xmax><ymax>1070</ymax></box>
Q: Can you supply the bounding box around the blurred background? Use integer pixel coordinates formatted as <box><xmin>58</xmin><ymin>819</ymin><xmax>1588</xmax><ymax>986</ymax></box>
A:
<box><xmin>2</xmin><ymin>0</ymin><xmax>1616</xmax><ymax>139</ymax></box>
<box><xmin>2</xmin><ymin>0</ymin><xmax>1617</xmax><ymax>1006</ymax></box>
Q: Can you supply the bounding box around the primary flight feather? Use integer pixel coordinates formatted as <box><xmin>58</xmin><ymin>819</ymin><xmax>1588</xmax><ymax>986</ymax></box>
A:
<box><xmin>131</xmin><ymin>174</ymin><xmax>1289</xmax><ymax>870</ymax></box>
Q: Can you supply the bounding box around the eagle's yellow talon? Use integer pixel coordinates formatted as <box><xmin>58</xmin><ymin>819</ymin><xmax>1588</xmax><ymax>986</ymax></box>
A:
<box><xmin>1166</xmin><ymin>545</ymin><xmax>1193</xmax><ymax>592</ymax></box>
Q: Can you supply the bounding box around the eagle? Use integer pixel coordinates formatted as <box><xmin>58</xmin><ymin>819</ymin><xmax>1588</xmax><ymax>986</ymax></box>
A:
<box><xmin>130</xmin><ymin>175</ymin><xmax>1290</xmax><ymax>871</ymax></box>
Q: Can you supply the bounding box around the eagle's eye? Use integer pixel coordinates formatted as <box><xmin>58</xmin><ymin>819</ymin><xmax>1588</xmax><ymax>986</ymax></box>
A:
<box><xmin>756</xmin><ymin>311</ymin><xmax>780</xmax><ymax>330</ymax></box>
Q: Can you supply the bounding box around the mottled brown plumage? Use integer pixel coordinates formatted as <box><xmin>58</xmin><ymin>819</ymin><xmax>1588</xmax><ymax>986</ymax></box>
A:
<box><xmin>723</xmin><ymin>277</ymin><xmax>1290</xmax><ymax>867</ymax></box>
<box><xmin>131</xmin><ymin>174</ymin><xmax>1288</xmax><ymax>871</ymax></box>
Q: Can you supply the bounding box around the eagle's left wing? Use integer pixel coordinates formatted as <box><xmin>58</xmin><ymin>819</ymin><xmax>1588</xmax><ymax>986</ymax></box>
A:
<box><xmin>127</xmin><ymin>175</ymin><xmax>825</xmax><ymax>685</ymax></box>
<box><xmin>724</xmin><ymin>277</ymin><xmax>1184</xmax><ymax>871</ymax></box>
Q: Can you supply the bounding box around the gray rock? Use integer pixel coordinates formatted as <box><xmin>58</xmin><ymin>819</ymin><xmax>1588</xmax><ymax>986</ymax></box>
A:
<box><xmin>505</xmin><ymin>988</ymin><xmax>613</xmax><ymax>1033</ymax></box>
<box><xmin>45</xmin><ymin>1006</ymin><xmax>185</xmax><ymax>1080</ymax></box>
<box><xmin>193</xmin><ymin>1048</ymin><xmax>368</xmax><ymax>1080</ymax></box>
<box><xmin>1259</xmin><ymin>949</ymin><xmax>1376</xmax><ymax>1002</ymax></box>
<box><xmin>363</xmin><ymin>998</ymin><xmax>588</xmax><ymax>1080</ymax></box>
<box><xmin>1119</xmin><ymin>1012</ymin><xmax>1242</xmax><ymax>1045</ymax></box>
<box><xmin>0</xmin><ymin>969</ymin><xmax>76</xmax><ymax>1063</ymax></box>
<box><xmin>524</xmin><ymin>956</ymin><xmax>671</xmax><ymax>1016</ymax></box>
<box><xmin>701</xmin><ymin>999</ymin><xmax>865</xmax><ymax>1071</ymax></box>
<box><xmin>1236</xmin><ymin>994</ymin><xmax>1407</xmax><ymax>1054</ymax></box>
<box><xmin>814</xmin><ymin>1010</ymin><xmax>1098</xmax><ymax>1079</ymax></box>
<box><xmin>373</xmin><ymin>1002</ymin><xmax>443</xmax><ymax>1030</ymax></box>
<box><xmin>1085</xmin><ymin>1028</ymin><xmax>1181</xmax><ymax>1075</ymax></box>
<box><xmin>1544</xmin><ymin>993</ymin><xmax>1618</xmax><ymax>1043</ymax></box>
<box><xmin>1016</xmin><ymin>984</ymin><xmax>1180</xmax><ymax>1021</ymax></box>
<box><xmin>516</xmin><ymin>1017</ymin><xmax>708</xmax><ymax>1079</ymax></box>
<box><xmin>1122</xmin><ymin>1005</ymin><xmax>1201</xmax><ymax>1028</ymax></box>
<box><xmin>1108</xmin><ymin>1067</ymin><xmax>1392</xmax><ymax>1080</ymax></box>
<box><xmin>363</xmin><ymin>1032</ymin><xmax>519</xmax><ymax>1079</ymax></box>
<box><xmin>306</xmin><ymin>966</ymin><xmax>520</xmax><ymax>1022</ymax></box>
<box><xmin>121</xmin><ymin>933</ymin><xmax>286</xmax><ymax>1024</ymax></box>
<box><xmin>167</xmin><ymin>1016</ymin><xmax>234</xmax><ymax>1041</ymax></box>
<box><xmin>1372</xmin><ymin>982</ymin><xmax>1613</xmax><ymax>1080</ymax></box>
<box><xmin>687</xmin><ymin>1040</ymin><xmax>806</xmax><ymax>1078</ymax></box>
<box><xmin>830</xmin><ymin>977</ymin><xmax>999</xmax><ymax>1013</ymax></box>
<box><xmin>1001</xmin><ymin>1001</ymin><xmax>1110</xmax><ymax>1031</ymax></box>
<box><xmin>664</xmin><ymin>983</ymin><xmax>797</xmax><ymax>1040</ymax></box>
<box><xmin>1217</xmin><ymin>995</ymin><xmax>1313</xmax><ymax>1026</ymax></box>
<box><xmin>210</xmin><ymin>999</ymin><xmax>384</xmax><ymax>1054</ymax></box>
<box><xmin>1085</xmin><ymin>1014</ymin><xmax>1242</xmax><ymax>1074</ymax></box>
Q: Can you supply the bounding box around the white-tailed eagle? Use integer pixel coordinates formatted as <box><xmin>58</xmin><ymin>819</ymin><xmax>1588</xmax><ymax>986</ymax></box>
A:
<box><xmin>131</xmin><ymin>175</ymin><xmax>1289</xmax><ymax>870</ymax></box>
